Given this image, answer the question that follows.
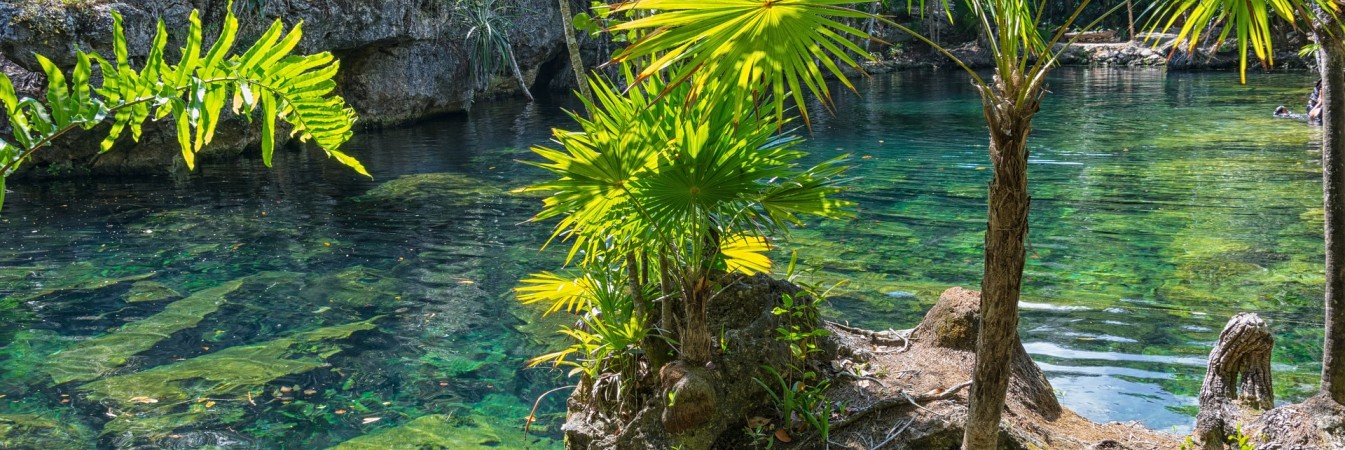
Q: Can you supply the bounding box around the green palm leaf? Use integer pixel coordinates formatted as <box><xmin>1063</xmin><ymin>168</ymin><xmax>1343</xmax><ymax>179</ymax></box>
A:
<box><xmin>609</xmin><ymin>0</ymin><xmax>877</xmax><ymax>123</ymax></box>
<box><xmin>1148</xmin><ymin>0</ymin><xmax>1334</xmax><ymax>83</ymax></box>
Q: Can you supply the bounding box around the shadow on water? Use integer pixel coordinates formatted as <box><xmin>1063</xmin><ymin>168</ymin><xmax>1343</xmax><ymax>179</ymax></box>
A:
<box><xmin>0</xmin><ymin>68</ymin><xmax>1326</xmax><ymax>447</ymax></box>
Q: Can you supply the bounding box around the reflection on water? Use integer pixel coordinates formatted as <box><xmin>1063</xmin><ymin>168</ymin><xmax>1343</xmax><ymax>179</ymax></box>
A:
<box><xmin>0</xmin><ymin>68</ymin><xmax>1324</xmax><ymax>447</ymax></box>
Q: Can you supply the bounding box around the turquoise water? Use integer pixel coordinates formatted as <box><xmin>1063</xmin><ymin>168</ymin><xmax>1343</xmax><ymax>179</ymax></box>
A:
<box><xmin>0</xmin><ymin>67</ymin><xmax>1323</xmax><ymax>447</ymax></box>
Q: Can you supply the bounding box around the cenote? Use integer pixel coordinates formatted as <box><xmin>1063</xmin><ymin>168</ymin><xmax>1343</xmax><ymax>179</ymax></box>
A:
<box><xmin>0</xmin><ymin>67</ymin><xmax>1325</xmax><ymax>448</ymax></box>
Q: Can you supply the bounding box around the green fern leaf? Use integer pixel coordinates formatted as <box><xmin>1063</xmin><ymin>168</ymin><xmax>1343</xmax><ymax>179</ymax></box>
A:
<box><xmin>34</xmin><ymin>55</ymin><xmax>71</xmax><ymax>127</ymax></box>
<box><xmin>260</xmin><ymin>91</ymin><xmax>276</xmax><ymax>167</ymax></box>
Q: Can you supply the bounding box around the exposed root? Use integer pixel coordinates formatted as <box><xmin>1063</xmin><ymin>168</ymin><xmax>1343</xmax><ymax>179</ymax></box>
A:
<box><xmin>830</xmin><ymin>380</ymin><xmax>971</xmax><ymax>432</ymax></box>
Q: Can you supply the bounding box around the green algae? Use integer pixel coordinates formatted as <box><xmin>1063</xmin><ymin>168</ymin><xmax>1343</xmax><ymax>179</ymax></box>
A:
<box><xmin>45</xmin><ymin>278</ymin><xmax>248</xmax><ymax>384</ymax></box>
<box><xmin>329</xmin><ymin>410</ymin><xmax>555</xmax><ymax>450</ymax></box>
<box><xmin>82</xmin><ymin>318</ymin><xmax>381</xmax><ymax>409</ymax></box>
<box><xmin>0</xmin><ymin>414</ymin><xmax>95</xmax><ymax>449</ymax></box>
<box><xmin>123</xmin><ymin>281</ymin><xmax>183</xmax><ymax>303</ymax></box>
<box><xmin>303</xmin><ymin>266</ymin><xmax>405</xmax><ymax>309</ymax></box>
<box><xmin>353</xmin><ymin>173</ymin><xmax>503</xmax><ymax>206</ymax></box>
<box><xmin>4</xmin><ymin>263</ymin><xmax>155</xmax><ymax>304</ymax></box>
<box><xmin>0</xmin><ymin>329</ymin><xmax>66</xmax><ymax>389</ymax></box>
<box><xmin>76</xmin><ymin>319</ymin><xmax>380</xmax><ymax>442</ymax></box>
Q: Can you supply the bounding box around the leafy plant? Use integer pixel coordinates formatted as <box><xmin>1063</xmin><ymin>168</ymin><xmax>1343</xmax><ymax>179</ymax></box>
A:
<box><xmin>753</xmin><ymin>365</ymin><xmax>832</xmax><ymax>442</ymax></box>
<box><xmin>521</xmin><ymin>265</ymin><xmax>651</xmax><ymax>382</ymax></box>
<box><xmin>773</xmin><ymin>293</ymin><xmax>830</xmax><ymax>364</ymax></box>
<box><xmin>458</xmin><ymin>0</ymin><xmax>533</xmax><ymax>101</ymax></box>
<box><xmin>520</xmin><ymin>67</ymin><xmax>854</xmax><ymax>367</ymax></box>
<box><xmin>0</xmin><ymin>2</ymin><xmax>365</xmax><ymax>212</ymax></box>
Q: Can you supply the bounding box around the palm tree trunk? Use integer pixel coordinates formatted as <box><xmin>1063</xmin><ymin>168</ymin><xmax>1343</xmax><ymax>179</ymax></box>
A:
<box><xmin>963</xmin><ymin>76</ymin><xmax>1040</xmax><ymax>450</ymax></box>
<box><xmin>1316</xmin><ymin>14</ymin><xmax>1345</xmax><ymax>404</ymax></box>
<box><xmin>556</xmin><ymin>0</ymin><xmax>593</xmax><ymax>104</ymax></box>
<box><xmin>680</xmin><ymin>274</ymin><xmax>711</xmax><ymax>365</ymax></box>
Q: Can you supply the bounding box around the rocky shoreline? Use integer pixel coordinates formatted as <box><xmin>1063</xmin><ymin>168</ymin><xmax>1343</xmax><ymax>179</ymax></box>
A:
<box><xmin>0</xmin><ymin>2</ymin><xmax>1317</xmax><ymax>177</ymax></box>
<box><xmin>561</xmin><ymin>275</ymin><xmax>1183</xmax><ymax>450</ymax></box>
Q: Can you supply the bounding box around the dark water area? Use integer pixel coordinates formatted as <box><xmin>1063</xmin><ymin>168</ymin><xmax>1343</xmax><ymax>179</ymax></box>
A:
<box><xmin>0</xmin><ymin>67</ymin><xmax>1323</xmax><ymax>447</ymax></box>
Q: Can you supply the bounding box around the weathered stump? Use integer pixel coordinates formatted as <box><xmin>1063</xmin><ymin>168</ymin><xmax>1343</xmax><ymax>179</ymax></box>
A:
<box><xmin>1195</xmin><ymin>313</ymin><xmax>1274</xmax><ymax>449</ymax></box>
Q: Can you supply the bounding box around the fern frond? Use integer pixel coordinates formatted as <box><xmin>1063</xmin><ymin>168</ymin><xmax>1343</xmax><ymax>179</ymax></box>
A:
<box><xmin>0</xmin><ymin>1</ymin><xmax>367</xmax><ymax>213</ymax></box>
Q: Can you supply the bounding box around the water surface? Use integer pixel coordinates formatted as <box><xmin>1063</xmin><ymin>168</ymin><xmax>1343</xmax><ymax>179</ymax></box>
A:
<box><xmin>0</xmin><ymin>67</ymin><xmax>1323</xmax><ymax>447</ymax></box>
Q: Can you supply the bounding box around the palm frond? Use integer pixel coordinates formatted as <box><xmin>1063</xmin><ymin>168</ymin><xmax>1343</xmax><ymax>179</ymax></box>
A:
<box><xmin>1147</xmin><ymin>0</ymin><xmax>1334</xmax><ymax>82</ymax></box>
<box><xmin>609</xmin><ymin>0</ymin><xmax>878</xmax><ymax>124</ymax></box>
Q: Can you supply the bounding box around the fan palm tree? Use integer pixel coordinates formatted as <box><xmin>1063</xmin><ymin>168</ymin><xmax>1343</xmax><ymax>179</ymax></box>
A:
<box><xmin>1148</xmin><ymin>0</ymin><xmax>1345</xmax><ymax>431</ymax></box>
<box><xmin>523</xmin><ymin>70</ymin><xmax>854</xmax><ymax>363</ymax></box>
<box><xmin>608</xmin><ymin>1</ymin><xmax>1116</xmax><ymax>448</ymax></box>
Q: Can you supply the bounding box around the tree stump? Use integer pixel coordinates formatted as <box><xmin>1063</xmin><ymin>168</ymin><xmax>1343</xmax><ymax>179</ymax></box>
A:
<box><xmin>912</xmin><ymin>287</ymin><xmax>1062</xmax><ymax>419</ymax></box>
<box><xmin>1195</xmin><ymin>313</ymin><xmax>1274</xmax><ymax>449</ymax></box>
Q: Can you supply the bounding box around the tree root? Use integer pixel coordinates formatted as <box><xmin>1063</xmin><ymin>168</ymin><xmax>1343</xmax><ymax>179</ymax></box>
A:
<box><xmin>830</xmin><ymin>380</ymin><xmax>972</xmax><ymax>432</ymax></box>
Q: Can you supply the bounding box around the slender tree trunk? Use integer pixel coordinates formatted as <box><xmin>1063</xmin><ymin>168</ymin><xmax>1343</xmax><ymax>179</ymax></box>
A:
<box><xmin>1316</xmin><ymin>13</ymin><xmax>1345</xmax><ymax>404</ymax></box>
<box><xmin>963</xmin><ymin>74</ymin><xmax>1041</xmax><ymax>450</ymax></box>
<box><xmin>1127</xmin><ymin>1</ymin><xmax>1135</xmax><ymax>40</ymax></box>
<box><xmin>557</xmin><ymin>0</ymin><xmax>594</xmax><ymax>104</ymax></box>
<box><xmin>507</xmin><ymin>50</ymin><xmax>534</xmax><ymax>102</ymax></box>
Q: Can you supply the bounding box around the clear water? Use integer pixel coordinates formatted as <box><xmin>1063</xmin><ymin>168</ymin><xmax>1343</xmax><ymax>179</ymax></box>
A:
<box><xmin>0</xmin><ymin>67</ymin><xmax>1323</xmax><ymax>447</ymax></box>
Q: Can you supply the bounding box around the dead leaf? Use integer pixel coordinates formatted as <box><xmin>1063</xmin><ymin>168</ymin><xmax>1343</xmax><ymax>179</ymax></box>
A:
<box><xmin>362</xmin><ymin>417</ymin><xmax>382</xmax><ymax>424</ymax></box>
<box><xmin>747</xmin><ymin>416</ymin><xmax>771</xmax><ymax>429</ymax></box>
<box><xmin>775</xmin><ymin>428</ymin><xmax>793</xmax><ymax>443</ymax></box>
<box><xmin>128</xmin><ymin>396</ymin><xmax>159</xmax><ymax>404</ymax></box>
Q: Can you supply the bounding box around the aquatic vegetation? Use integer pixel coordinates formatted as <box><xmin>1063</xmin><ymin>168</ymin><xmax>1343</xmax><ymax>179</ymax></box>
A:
<box><xmin>123</xmin><ymin>281</ymin><xmax>182</xmax><ymax>303</ymax></box>
<box><xmin>0</xmin><ymin>329</ymin><xmax>66</xmax><ymax>389</ymax></box>
<box><xmin>80</xmin><ymin>319</ymin><xmax>380</xmax><ymax>439</ymax></box>
<box><xmin>4</xmin><ymin>264</ymin><xmax>154</xmax><ymax>304</ymax></box>
<box><xmin>45</xmin><ymin>277</ymin><xmax>247</xmax><ymax>384</ymax></box>
<box><xmin>302</xmin><ymin>266</ymin><xmax>405</xmax><ymax>310</ymax></box>
<box><xmin>0</xmin><ymin>413</ymin><xmax>95</xmax><ymax>449</ymax></box>
<box><xmin>353</xmin><ymin>173</ymin><xmax>503</xmax><ymax>207</ymax></box>
<box><xmin>329</xmin><ymin>411</ymin><xmax>555</xmax><ymax>450</ymax></box>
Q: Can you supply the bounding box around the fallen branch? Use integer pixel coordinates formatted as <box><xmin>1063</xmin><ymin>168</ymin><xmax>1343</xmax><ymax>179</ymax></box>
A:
<box><xmin>523</xmin><ymin>384</ymin><xmax>577</xmax><ymax>435</ymax></box>
<box><xmin>872</xmin><ymin>418</ymin><xmax>915</xmax><ymax>450</ymax></box>
<box><xmin>837</xmin><ymin>371</ymin><xmax>888</xmax><ymax>388</ymax></box>
<box><xmin>825</xmin><ymin>321</ymin><xmax>917</xmax><ymax>351</ymax></box>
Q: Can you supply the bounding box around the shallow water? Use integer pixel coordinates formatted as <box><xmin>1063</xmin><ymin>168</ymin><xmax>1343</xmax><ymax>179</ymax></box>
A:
<box><xmin>0</xmin><ymin>67</ymin><xmax>1323</xmax><ymax>447</ymax></box>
